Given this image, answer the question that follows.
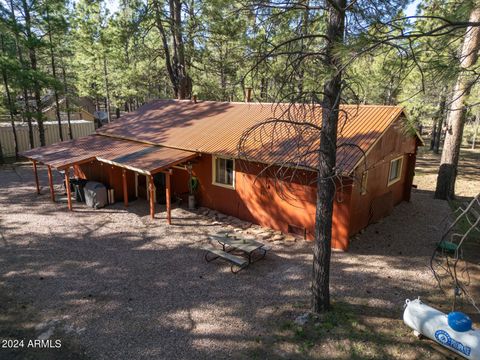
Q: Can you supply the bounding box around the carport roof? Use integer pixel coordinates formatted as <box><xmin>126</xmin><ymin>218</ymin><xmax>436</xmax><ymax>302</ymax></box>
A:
<box><xmin>20</xmin><ymin>135</ymin><xmax>197</xmax><ymax>174</ymax></box>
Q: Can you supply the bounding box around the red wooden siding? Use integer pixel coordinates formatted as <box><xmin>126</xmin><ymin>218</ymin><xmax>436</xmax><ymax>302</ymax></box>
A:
<box><xmin>171</xmin><ymin>155</ymin><xmax>352</xmax><ymax>249</ymax></box>
<box><xmin>348</xmin><ymin>119</ymin><xmax>418</xmax><ymax>236</ymax></box>
<box><xmin>74</xmin><ymin>160</ymin><xmax>137</xmax><ymax>202</ymax></box>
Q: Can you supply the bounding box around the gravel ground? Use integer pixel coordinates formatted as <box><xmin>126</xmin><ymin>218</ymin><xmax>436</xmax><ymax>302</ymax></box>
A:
<box><xmin>415</xmin><ymin>147</ymin><xmax>480</xmax><ymax>198</ymax></box>
<box><xmin>0</xmin><ymin>162</ymin><xmax>465</xmax><ymax>359</ymax></box>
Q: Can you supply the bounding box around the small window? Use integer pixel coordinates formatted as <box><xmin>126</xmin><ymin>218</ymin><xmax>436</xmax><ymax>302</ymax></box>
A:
<box><xmin>213</xmin><ymin>156</ymin><xmax>235</xmax><ymax>188</ymax></box>
<box><xmin>388</xmin><ymin>156</ymin><xmax>403</xmax><ymax>186</ymax></box>
<box><xmin>360</xmin><ymin>171</ymin><xmax>368</xmax><ymax>195</ymax></box>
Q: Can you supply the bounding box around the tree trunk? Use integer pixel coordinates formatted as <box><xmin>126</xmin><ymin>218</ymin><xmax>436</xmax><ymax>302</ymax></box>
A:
<box><xmin>185</xmin><ymin>0</ymin><xmax>196</xmax><ymax>68</ymax></box>
<box><xmin>61</xmin><ymin>64</ymin><xmax>73</xmax><ymax>140</ymax></box>
<box><xmin>153</xmin><ymin>0</ymin><xmax>178</xmax><ymax>96</ymax></box>
<box><xmin>0</xmin><ymin>34</ymin><xmax>19</xmax><ymax>160</ymax></box>
<box><xmin>435</xmin><ymin>5</ymin><xmax>480</xmax><ymax>200</ymax></box>
<box><xmin>2</xmin><ymin>71</ymin><xmax>19</xmax><ymax>160</ymax></box>
<box><xmin>220</xmin><ymin>49</ymin><xmax>227</xmax><ymax>101</ymax></box>
<box><xmin>0</xmin><ymin>136</ymin><xmax>3</xmax><ymax>164</ymax></box>
<box><xmin>22</xmin><ymin>0</ymin><xmax>45</xmax><ymax>146</ymax></box>
<box><xmin>430</xmin><ymin>118</ymin><xmax>437</xmax><ymax>150</ymax></box>
<box><xmin>311</xmin><ymin>0</ymin><xmax>346</xmax><ymax>314</ymax></box>
<box><xmin>170</xmin><ymin>0</ymin><xmax>191</xmax><ymax>99</ymax></box>
<box><xmin>9</xmin><ymin>0</ymin><xmax>34</xmax><ymax>148</ymax></box>
<box><xmin>2</xmin><ymin>61</ymin><xmax>19</xmax><ymax>160</ymax></box>
<box><xmin>152</xmin><ymin>0</ymin><xmax>191</xmax><ymax>99</ymax></box>
<box><xmin>23</xmin><ymin>90</ymin><xmax>34</xmax><ymax>148</ymax></box>
<box><xmin>432</xmin><ymin>89</ymin><xmax>447</xmax><ymax>154</ymax></box>
<box><xmin>472</xmin><ymin>115</ymin><xmax>479</xmax><ymax>149</ymax></box>
<box><xmin>46</xmin><ymin>7</ymin><xmax>63</xmax><ymax>141</ymax></box>
<box><xmin>260</xmin><ymin>77</ymin><xmax>268</xmax><ymax>100</ymax></box>
<box><xmin>297</xmin><ymin>0</ymin><xmax>309</xmax><ymax>95</ymax></box>
<box><xmin>103</xmin><ymin>54</ymin><xmax>111</xmax><ymax>123</ymax></box>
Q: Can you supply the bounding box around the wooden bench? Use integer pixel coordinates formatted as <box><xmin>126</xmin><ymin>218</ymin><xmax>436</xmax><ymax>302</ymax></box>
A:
<box><xmin>203</xmin><ymin>246</ymin><xmax>249</xmax><ymax>273</ymax></box>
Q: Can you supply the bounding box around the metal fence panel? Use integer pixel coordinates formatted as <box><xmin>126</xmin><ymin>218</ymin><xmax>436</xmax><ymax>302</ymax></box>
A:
<box><xmin>0</xmin><ymin>121</ymin><xmax>96</xmax><ymax>158</ymax></box>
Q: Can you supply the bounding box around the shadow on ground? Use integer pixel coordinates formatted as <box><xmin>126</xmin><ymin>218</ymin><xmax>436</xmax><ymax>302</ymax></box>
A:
<box><xmin>0</xmin><ymin>163</ymin><xmax>472</xmax><ymax>359</ymax></box>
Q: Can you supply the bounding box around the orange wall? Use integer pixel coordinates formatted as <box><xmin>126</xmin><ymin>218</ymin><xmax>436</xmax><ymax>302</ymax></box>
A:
<box><xmin>348</xmin><ymin>120</ymin><xmax>418</xmax><ymax>236</ymax></box>
<box><xmin>171</xmin><ymin>155</ymin><xmax>353</xmax><ymax>249</ymax></box>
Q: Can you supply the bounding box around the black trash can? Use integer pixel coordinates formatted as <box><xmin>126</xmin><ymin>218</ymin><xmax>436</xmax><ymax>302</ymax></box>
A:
<box><xmin>70</xmin><ymin>179</ymin><xmax>89</xmax><ymax>202</ymax></box>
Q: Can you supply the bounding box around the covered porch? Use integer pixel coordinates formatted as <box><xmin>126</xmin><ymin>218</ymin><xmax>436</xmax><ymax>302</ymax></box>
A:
<box><xmin>20</xmin><ymin>135</ymin><xmax>198</xmax><ymax>223</ymax></box>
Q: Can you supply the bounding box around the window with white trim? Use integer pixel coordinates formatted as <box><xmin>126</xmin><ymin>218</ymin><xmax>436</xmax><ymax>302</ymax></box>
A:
<box><xmin>213</xmin><ymin>156</ymin><xmax>235</xmax><ymax>188</ymax></box>
<box><xmin>388</xmin><ymin>156</ymin><xmax>403</xmax><ymax>185</ymax></box>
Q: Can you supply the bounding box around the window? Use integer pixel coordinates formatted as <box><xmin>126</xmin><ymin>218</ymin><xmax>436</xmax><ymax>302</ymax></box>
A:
<box><xmin>360</xmin><ymin>171</ymin><xmax>368</xmax><ymax>195</ymax></box>
<box><xmin>213</xmin><ymin>156</ymin><xmax>235</xmax><ymax>188</ymax></box>
<box><xmin>388</xmin><ymin>156</ymin><xmax>403</xmax><ymax>186</ymax></box>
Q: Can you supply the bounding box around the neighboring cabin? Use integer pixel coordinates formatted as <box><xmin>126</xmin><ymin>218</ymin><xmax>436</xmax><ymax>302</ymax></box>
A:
<box><xmin>21</xmin><ymin>100</ymin><xmax>422</xmax><ymax>250</ymax></box>
<box><xmin>42</xmin><ymin>96</ymin><xmax>96</xmax><ymax>122</ymax></box>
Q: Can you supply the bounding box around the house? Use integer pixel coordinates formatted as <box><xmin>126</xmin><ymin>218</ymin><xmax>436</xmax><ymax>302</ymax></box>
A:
<box><xmin>42</xmin><ymin>96</ymin><xmax>96</xmax><ymax>122</ymax></box>
<box><xmin>20</xmin><ymin>100</ymin><xmax>422</xmax><ymax>250</ymax></box>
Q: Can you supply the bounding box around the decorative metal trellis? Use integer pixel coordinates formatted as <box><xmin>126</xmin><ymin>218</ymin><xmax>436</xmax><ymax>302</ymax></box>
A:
<box><xmin>430</xmin><ymin>194</ymin><xmax>480</xmax><ymax>314</ymax></box>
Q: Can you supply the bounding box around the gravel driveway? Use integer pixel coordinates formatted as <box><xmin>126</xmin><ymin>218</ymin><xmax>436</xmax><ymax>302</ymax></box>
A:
<box><xmin>0</xmin><ymin>163</ymin><xmax>455</xmax><ymax>359</ymax></box>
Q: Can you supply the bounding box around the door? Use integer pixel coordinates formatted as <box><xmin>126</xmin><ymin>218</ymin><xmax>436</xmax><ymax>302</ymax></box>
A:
<box><xmin>137</xmin><ymin>174</ymin><xmax>148</xmax><ymax>199</ymax></box>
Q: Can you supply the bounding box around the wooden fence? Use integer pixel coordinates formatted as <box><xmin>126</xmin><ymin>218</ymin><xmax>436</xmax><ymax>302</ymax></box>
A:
<box><xmin>0</xmin><ymin>120</ymin><xmax>96</xmax><ymax>158</ymax></box>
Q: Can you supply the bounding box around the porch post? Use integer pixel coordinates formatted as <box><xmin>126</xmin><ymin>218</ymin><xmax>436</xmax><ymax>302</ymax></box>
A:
<box><xmin>47</xmin><ymin>165</ymin><xmax>55</xmax><ymax>202</ymax></box>
<box><xmin>166</xmin><ymin>172</ymin><xmax>171</xmax><ymax>225</ymax></box>
<box><xmin>65</xmin><ymin>166</ymin><xmax>72</xmax><ymax>211</ymax></box>
<box><xmin>32</xmin><ymin>160</ymin><xmax>40</xmax><ymax>195</ymax></box>
<box><xmin>134</xmin><ymin>173</ymin><xmax>138</xmax><ymax>198</ymax></box>
<box><xmin>148</xmin><ymin>174</ymin><xmax>155</xmax><ymax>219</ymax></box>
<box><xmin>122</xmin><ymin>169</ymin><xmax>128</xmax><ymax>207</ymax></box>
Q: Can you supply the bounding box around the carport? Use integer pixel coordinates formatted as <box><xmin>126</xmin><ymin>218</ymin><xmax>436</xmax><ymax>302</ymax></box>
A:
<box><xmin>20</xmin><ymin>135</ymin><xmax>198</xmax><ymax>223</ymax></box>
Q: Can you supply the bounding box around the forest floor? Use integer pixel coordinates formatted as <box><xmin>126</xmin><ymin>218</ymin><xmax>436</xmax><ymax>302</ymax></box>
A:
<box><xmin>250</xmin><ymin>146</ymin><xmax>480</xmax><ymax>359</ymax></box>
<box><xmin>415</xmin><ymin>146</ymin><xmax>480</xmax><ymax>198</ymax></box>
<box><xmin>0</xmin><ymin>147</ymin><xmax>478</xmax><ymax>360</ymax></box>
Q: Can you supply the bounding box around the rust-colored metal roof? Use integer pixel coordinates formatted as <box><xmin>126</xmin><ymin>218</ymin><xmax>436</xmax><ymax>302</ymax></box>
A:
<box><xmin>97</xmin><ymin>100</ymin><xmax>406</xmax><ymax>173</ymax></box>
<box><xmin>20</xmin><ymin>135</ymin><xmax>196</xmax><ymax>174</ymax></box>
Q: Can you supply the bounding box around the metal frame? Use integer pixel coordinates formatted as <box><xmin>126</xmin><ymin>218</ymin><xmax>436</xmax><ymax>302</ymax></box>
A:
<box><xmin>204</xmin><ymin>234</ymin><xmax>269</xmax><ymax>273</ymax></box>
<box><xmin>217</xmin><ymin>241</ymin><xmax>268</xmax><ymax>264</ymax></box>
<box><xmin>204</xmin><ymin>251</ymin><xmax>248</xmax><ymax>274</ymax></box>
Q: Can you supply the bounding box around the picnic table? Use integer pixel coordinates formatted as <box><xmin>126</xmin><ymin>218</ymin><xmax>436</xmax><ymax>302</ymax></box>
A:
<box><xmin>203</xmin><ymin>234</ymin><xmax>269</xmax><ymax>273</ymax></box>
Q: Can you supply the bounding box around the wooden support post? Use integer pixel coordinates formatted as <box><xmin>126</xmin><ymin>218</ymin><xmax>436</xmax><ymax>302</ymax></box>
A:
<box><xmin>47</xmin><ymin>165</ymin><xmax>55</xmax><ymax>202</ymax></box>
<box><xmin>32</xmin><ymin>160</ymin><xmax>40</xmax><ymax>195</ymax></box>
<box><xmin>65</xmin><ymin>166</ymin><xmax>72</xmax><ymax>211</ymax></box>
<box><xmin>135</xmin><ymin>173</ymin><xmax>138</xmax><ymax>198</ymax></box>
<box><xmin>148</xmin><ymin>174</ymin><xmax>155</xmax><ymax>219</ymax></box>
<box><xmin>166</xmin><ymin>172</ymin><xmax>171</xmax><ymax>225</ymax></box>
<box><xmin>122</xmin><ymin>169</ymin><xmax>128</xmax><ymax>208</ymax></box>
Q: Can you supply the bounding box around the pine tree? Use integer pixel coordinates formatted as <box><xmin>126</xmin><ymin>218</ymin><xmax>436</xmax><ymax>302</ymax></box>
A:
<box><xmin>435</xmin><ymin>3</ymin><xmax>480</xmax><ymax>199</ymax></box>
<box><xmin>20</xmin><ymin>0</ymin><xmax>46</xmax><ymax>146</ymax></box>
<box><xmin>0</xmin><ymin>31</ymin><xmax>20</xmax><ymax>159</ymax></box>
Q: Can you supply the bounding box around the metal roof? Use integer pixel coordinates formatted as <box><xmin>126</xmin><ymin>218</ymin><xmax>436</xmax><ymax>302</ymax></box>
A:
<box><xmin>20</xmin><ymin>135</ymin><xmax>197</xmax><ymax>174</ymax></box>
<box><xmin>97</xmin><ymin>100</ymin><xmax>407</xmax><ymax>173</ymax></box>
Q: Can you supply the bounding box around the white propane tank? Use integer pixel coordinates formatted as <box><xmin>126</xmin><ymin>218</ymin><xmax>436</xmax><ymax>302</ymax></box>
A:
<box><xmin>403</xmin><ymin>298</ymin><xmax>480</xmax><ymax>359</ymax></box>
